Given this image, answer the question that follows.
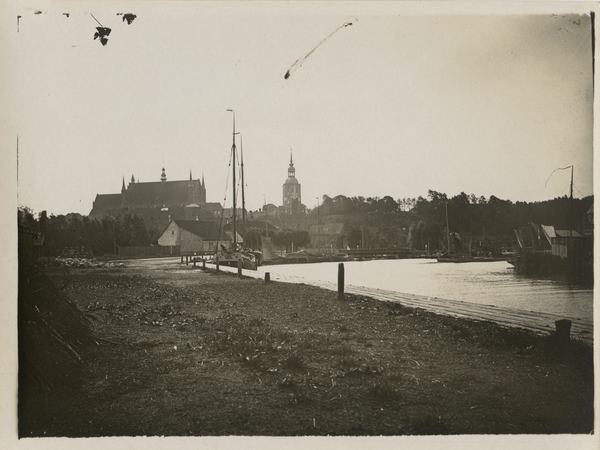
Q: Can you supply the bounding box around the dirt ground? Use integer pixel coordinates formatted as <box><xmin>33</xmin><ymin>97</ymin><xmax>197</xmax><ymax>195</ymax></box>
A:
<box><xmin>19</xmin><ymin>257</ymin><xmax>594</xmax><ymax>437</ymax></box>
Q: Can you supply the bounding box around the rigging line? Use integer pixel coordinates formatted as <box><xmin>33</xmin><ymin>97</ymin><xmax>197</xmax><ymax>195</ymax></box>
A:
<box><xmin>221</xmin><ymin>148</ymin><xmax>234</xmax><ymax>203</ymax></box>
<box><xmin>90</xmin><ymin>13</ymin><xmax>103</xmax><ymax>27</ymax></box>
<box><xmin>544</xmin><ymin>165</ymin><xmax>572</xmax><ymax>188</ymax></box>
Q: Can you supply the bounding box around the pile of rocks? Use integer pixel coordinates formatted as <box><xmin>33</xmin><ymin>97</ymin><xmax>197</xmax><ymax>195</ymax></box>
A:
<box><xmin>54</xmin><ymin>257</ymin><xmax>125</xmax><ymax>268</ymax></box>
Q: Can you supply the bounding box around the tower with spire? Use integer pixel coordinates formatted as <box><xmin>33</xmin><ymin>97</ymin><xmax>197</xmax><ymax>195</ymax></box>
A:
<box><xmin>282</xmin><ymin>151</ymin><xmax>301</xmax><ymax>216</ymax></box>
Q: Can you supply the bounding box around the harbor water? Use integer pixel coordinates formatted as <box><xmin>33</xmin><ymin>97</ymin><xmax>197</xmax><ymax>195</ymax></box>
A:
<box><xmin>254</xmin><ymin>259</ymin><xmax>594</xmax><ymax>322</ymax></box>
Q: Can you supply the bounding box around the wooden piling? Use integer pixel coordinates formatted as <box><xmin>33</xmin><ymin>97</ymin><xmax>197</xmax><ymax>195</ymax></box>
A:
<box><xmin>216</xmin><ymin>257</ymin><xmax>219</xmax><ymax>272</ymax></box>
<box><xmin>555</xmin><ymin>319</ymin><xmax>572</xmax><ymax>344</ymax></box>
<box><xmin>202</xmin><ymin>259</ymin><xmax>206</xmax><ymax>268</ymax></box>
<box><xmin>186</xmin><ymin>256</ymin><xmax>189</xmax><ymax>265</ymax></box>
<box><xmin>265</xmin><ymin>272</ymin><xmax>270</xmax><ymax>283</ymax></box>
<box><xmin>338</xmin><ymin>263</ymin><xmax>345</xmax><ymax>300</ymax></box>
<box><xmin>238</xmin><ymin>259</ymin><xmax>243</xmax><ymax>277</ymax></box>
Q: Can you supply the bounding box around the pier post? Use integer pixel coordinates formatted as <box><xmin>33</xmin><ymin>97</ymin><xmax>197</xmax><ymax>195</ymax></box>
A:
<box><xmin>555</xmin><ymin>319</ymin><xmax>571</xmax><ymax>345</ymax></box>
<box><xmin>186</xmin><ymin>256</ymin><xmax>189</xmax><ymax>265</ymax></box>
<box><xmin>265</xmin><ymin>272</ymin><xmax>270</xmax><ymax>283</ymax></box>
<box><xmin>181</xmin><ymin>256</ymin><xmax>183</xmax><ymax>264</ymax></box>
<box><xmin>203</xmin><ymin>259</ymin><xmax>206</xmax><ymax>268</ymax></box>
<box><xmin>238</xmin><ymin>259</ymin><xmax>243</xmax><ymax>277</ymax></box>
<box><xmin>216</xmin><ymin>257</ymin><xmax>220</xmax><ymax>272</ymax></box>
<box><xmin>338</xmin><ymin>263</ymin><xmax>345</xmax><ymax>300</ymax></box>
<box><xmin>193</xmin><ymin>258</ymin><xmax>196</xmax><ymax>267</ymax></box>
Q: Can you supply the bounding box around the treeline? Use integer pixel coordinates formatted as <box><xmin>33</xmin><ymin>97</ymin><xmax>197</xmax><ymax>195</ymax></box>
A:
<box><xmin>18</xmin><ymin>208</ymin><xmax>160</xmax><ymax>257</ymax></box>
<box><xmin>313</xmin><ymin>191</ymin><xmax>593</xmax><ymax>252</ymax></box>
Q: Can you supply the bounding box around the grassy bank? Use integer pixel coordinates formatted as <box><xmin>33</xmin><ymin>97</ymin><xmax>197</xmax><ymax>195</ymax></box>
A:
<box><xmin>19</xmin><ymin>263</ymin><xmax>594</xmax><ymax>436</ymax></box>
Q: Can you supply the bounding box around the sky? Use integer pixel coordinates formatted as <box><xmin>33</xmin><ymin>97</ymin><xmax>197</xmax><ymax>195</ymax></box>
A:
<box><xmin>1</xmin><ymin>1</ymin><xmax>596</xmax><ymax>216</ymax></box>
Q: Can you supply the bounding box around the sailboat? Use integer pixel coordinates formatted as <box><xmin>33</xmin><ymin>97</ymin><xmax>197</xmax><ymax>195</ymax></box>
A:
<box><xmin>437</xmin><ymin>202</ymin><xmax>506</xmax><ymax>263</ymax></box>
<box><xmin>211</xmin><ymin>111</ymin><xmax>258</xmax><ymax>271</ymax></box>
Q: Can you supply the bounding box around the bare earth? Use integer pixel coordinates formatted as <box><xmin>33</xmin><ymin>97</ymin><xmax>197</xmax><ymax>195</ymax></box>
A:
<box><xmin>19</xmin><ymin>257</ymin><xmax>594</xmax><ymax>436</ymax></box>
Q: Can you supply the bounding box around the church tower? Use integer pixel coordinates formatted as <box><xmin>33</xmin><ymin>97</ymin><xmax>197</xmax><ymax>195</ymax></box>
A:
<box><xmin>282</xmin><ymin>152</ymin><xmax>301</xmax><ymax>215</ymax></box>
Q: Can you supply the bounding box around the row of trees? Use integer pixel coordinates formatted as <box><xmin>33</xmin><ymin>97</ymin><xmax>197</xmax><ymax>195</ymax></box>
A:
<box><xmin>18</xmin><ymin>208</ymin><xmax>160</xmax><ymax>257</ymax></box>
<box><xmin>314</xmin><ymin>191</ymin><xmax>593</xmax><ymax>253</ymax></box>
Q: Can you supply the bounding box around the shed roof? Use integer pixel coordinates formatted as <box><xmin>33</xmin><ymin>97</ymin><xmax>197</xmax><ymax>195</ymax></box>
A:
<box><xmin>173</xmin><ymin>220</ymin><xmax>225</xmax><ymax>240</ymax></box>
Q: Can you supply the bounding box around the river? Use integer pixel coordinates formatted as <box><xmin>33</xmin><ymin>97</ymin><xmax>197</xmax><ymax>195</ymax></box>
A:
<box><xmin>252</xmin><ymin>259</ymin><xmax>594</xmax><ymax>322</ymax></box>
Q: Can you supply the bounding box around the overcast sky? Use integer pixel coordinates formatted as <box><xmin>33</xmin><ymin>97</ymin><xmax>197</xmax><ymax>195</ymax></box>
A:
<box><xmin>2</xmin><ymin>1</ymin><xmax>596</xmax><ymax>216</ymax></box>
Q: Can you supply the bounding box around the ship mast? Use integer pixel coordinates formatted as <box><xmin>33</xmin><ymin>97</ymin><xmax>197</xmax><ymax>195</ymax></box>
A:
<box><xmin>445</xmin><ymin>202</ymin><xmax>451</xmax><ymax>255</ymax></box>
<box><xmin>240</xmin><ymin>134</ymin><xmax>246</xmax><ymax>246</ymax></box>
<box><xmin>227</xmin><ymin>110</ymin><xmax>239</xmax><ymax>249</ymax></box>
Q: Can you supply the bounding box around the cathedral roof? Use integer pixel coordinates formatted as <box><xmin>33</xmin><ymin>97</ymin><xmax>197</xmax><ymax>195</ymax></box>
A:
<box><xmin>89</xmin><ymin>194</ymin><xmax>121</xmax><ymax>217</ymax></box>
<box><xmin>124</xmin><ymin>180</ymin><xmax>202</xmax><ymax>207</ymax></box>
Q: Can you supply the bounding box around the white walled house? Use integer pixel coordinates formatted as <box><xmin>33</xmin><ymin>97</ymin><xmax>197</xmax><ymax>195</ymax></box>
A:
<box><xmin>158</xmin><ymin>220</ymin><xmax>227</xmax><ymax>255</ymax></box>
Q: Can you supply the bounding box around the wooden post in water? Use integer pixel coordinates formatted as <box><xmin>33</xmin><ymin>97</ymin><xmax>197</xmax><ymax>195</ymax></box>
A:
<box><xmin>181</xmin><ymin>256</ymin><xmax>184</xmax><ymax>263</ymax></box>
<box><xmin>203</xmin><ymin>258</ymin><xmax>206</xmax><ymax>268</ymax></box>
<box><xmin>186</xmin><ymin>256</ymin><xmax>189</xmax><ymax>265</ymax></box>
<box><xmin>238</xmin><ymin>259</ymin><xmax>243</xmax><ymax>277</ymax></box>
<box><xmin>216</xmin><ymin>256</ymin><xmax>220</xmax><ymax>272</ymax></box>
<box><xmin>338</xmin><ymin>263</ymin><xmax>345</xmax><ymax>300</ymax></box>
<box><xmin>265</xmin><ymin>272</ymin><xmax>270</xmax><ymax>283</ymax></box>
<box><xmin>555</xmin><ymin>319</ymin><xmax>572</xmax><ymax>345</ymax></box>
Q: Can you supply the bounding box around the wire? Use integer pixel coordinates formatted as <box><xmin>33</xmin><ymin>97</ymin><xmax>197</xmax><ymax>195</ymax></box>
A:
<box><xmin>544</xmin><ymin>165</ymin><xmax>572</xmax><ymax>188</ymax></box>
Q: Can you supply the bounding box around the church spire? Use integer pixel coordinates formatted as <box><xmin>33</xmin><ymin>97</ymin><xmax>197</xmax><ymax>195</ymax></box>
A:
<box><xmin>160</xmin><ymin>167</ymin><xmax>167</xmax><ymax>182</ymax></box>
<box><xmin>121</xmin><ymin>176</ymin><xmax>126</xmax><ymax>193</ymax></box>
<box><xmin>288</xmin><ymin>150</ymin><xmax>295</xmax><ymax>178</ymax></box>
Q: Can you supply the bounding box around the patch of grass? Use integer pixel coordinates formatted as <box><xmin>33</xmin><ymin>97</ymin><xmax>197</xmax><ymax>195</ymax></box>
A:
<box><xmin>366</xmin><ymin>381</ymin><xmax>401</xmax><ymax>401</ymax></box>
<box><xmin>281</xmin><ymin>354</ymin><xmax>306</xmax><ymax>371</ymax></box>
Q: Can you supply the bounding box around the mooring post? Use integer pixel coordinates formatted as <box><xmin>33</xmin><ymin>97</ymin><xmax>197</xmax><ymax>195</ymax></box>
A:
<box><xmin>202</xmin><ymin>258</ymin><xmax>206</xmax><ymax>268</ymax></box>
<box><xmin>338</xmin><ymin>263</ymin><xmax>345</xmax><ymax>300</ymax></box>
<box><xmin>181</xmin><ymin>256</ymin><xmax>184</xmax><ymax>264</ymax></box>
<box><xmin>555</xmin><ymin>319</ymin><xmax>572</xmax><ymax>345</ymax></box>
<box><xmin>216</xmin><ymin>256</ymin><xmax>220</xmax><ymax>272</ymax></box>
<box><xmin>193</xmin><ymin>258</ymin><xmax>196</xmax><ymax>267</ymax></box>
<box><xmin>186</xmin><ymin>255</ymin><xmax>189</xmax><ymax>265</ymax></box>
<box><xmin>265</xmin><ymin>272</ymin><xmax>270</xmax><ymax>283</ymax></box>
<box><xmin>238</xmin><ymin>259</ymin><xmax>243</xmax><ymax>277</ymax></box>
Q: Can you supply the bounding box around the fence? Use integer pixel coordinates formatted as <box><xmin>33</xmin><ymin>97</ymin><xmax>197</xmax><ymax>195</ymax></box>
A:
<box><xmin>117</xmin><ymin>246</ymin><xmax>179</xmax><ymax>258</ymax></box>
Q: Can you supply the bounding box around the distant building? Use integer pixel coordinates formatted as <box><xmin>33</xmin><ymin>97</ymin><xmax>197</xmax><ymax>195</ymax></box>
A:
<box><xmin>282</xmin><ymin>153</ymin><xmax>302</xmax><ymax>216</ymax></box>
<box><xmin>90</xmin><ymin>168</ymin><xmax>206</xmax><ymax>217</ymax></box>
<box><xmin>89</xmin><ymin>168</ymin><xmax>222</xmax><ymax>230</ymax></box>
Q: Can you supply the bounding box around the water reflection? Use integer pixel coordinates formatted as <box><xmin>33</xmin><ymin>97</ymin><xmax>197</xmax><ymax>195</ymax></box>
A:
<box><xmin>256</xmin><ymin>259</ymin><xmax>593</xmax><ymax>321</ymax></box>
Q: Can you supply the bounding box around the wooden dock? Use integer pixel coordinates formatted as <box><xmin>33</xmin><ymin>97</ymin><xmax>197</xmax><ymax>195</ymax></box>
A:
<box><xmin>230</xmin><ymin>268</ymin><xmax>594</xmax><ymax>344</ymax></box>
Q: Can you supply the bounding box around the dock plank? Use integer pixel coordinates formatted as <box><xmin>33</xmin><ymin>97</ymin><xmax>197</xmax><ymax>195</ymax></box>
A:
<box><xmin>222</xmin><ymin>268</ymin><xmax>594</xmax><ymax>344</ymax></box>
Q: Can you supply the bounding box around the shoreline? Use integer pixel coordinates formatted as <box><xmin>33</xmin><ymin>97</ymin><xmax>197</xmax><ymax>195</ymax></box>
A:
<box><xmin>18</xmin><ymin>260</ymin><xmax>594</xmax><ymax>436</ymax></box>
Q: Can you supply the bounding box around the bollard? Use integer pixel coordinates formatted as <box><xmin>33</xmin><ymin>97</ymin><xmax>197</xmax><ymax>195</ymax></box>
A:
<box><xmin>238</xmin><ymin>259</ymin><xmax>243</xmax><ymax>277</ymax></box>
<box><xmin>338</xmin><ymin>263</ymin><xmax>345</xmax><ymax>300</ymax></box>
<box><xmin>186</xmin><ymin>255</ymin><xmax>189</xmax><ymax>265</ymax></box>
<box><xmin>193</xmin><ymin>258</ymin><xmax>196</xmax><ymax>268</ymax></box>
<box><xmin>203</xmin><ymin>258</ymin><xmax>206</xmax><ymax>268</ymax></box>
<box><xmin>181</xmin><ymin>256</ymin><xmax>184</xmax><ymax>263</ymax></box>
<box><xmin>555</xmin><ymin>319</ymin><xmax>572</xmax><ymax>345</ymax></box>
<box><xmin>216</xmin><ymin>256</ymin><xmax>220</xmax><ymax>272</ymax></box>
<box><xmin>265</xmin><ymin>272</ymin><xmax>270</xmax><ymax>283</ymax></box>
